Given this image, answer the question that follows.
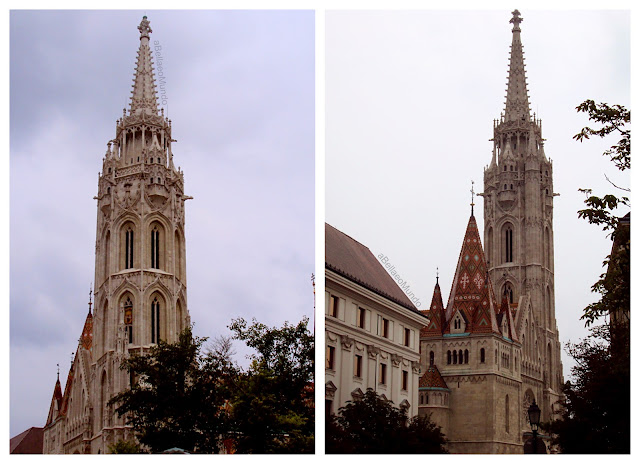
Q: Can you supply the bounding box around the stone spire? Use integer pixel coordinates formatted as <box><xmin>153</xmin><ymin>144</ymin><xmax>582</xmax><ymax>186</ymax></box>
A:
<box><xmin>130</xmin><ymin>16</ymin><xmax>159</xmax><ymax>116</ymax></box>
<box><xmin>504</xmin><ymin>9</ymin><xmax>531</xmax><ymax>123</ymax></box>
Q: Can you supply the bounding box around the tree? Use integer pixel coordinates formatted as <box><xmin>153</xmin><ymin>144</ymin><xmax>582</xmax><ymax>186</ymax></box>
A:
<box><xmin>547</xmin><ymin>101</ymin><xmax>631</xmax><ymax>453</ymax></box>
<box><xmin>109</xmin><ymin>327</ymin><xmax>233</xmax><ymax>454</ymax></box>
<box><xmin>547</xmin><ymin>325</ymin><xmax>629</xmax><ymax>453</ymax></box>
<box><xmin>108</xmin><ymin>439</ymin><xmax>143</xmax><ymax>454</ymax></box>
<box><xmin>225</xmin><ymin>317</ymin><xmax>315</xmax><ymax>453</ymax></box>
<box><xmin>326</xmin><ymin>388</ymin><xmax>447</xmax><ymax>454</ymax></box>
<box><xmin>573</xmin><ymin>100</ymin><xmax>630</xmax><ymax>326</ymax></box>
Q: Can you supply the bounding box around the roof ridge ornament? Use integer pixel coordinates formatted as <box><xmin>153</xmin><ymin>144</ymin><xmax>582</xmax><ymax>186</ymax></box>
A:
<box><xmin>470</xmin><ymin>180</ymin><xmax>476</xmax><ymax>217</ymax></box>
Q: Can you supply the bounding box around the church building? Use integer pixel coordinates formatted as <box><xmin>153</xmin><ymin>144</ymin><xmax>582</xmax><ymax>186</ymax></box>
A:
<box><xmin>418</xmin><ymin>10</ymin><xmax>564</xmax><ymax>453</ymax></box>
<box><xmin>43</xmin><ymin>16</ymin><xmax>191</xmax><ymax>454</ymax></box>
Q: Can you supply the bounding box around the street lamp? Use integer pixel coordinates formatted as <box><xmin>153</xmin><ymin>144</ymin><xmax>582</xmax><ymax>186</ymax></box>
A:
<box><xmin>527</xmin><ymin>400</ymin><xmax>541</xmax><ymax>454</ymax></box>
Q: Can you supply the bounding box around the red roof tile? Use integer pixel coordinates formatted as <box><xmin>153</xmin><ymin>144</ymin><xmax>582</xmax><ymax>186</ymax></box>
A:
<box><xmin>419</xmin><ymin>364</ymin><xmax>449</xmax><ymax>390</ymax></box>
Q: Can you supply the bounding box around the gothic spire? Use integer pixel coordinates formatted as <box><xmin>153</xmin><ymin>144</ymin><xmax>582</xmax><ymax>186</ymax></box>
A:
<box><xmin>504</xmin><ymin>9</ymin><xmax>531</xmax><ymax>123</ymax></box>
<box><xmin>129</xmin><ymin>16</ymin><xmax>159</xmax><ymax>116</ymax></box>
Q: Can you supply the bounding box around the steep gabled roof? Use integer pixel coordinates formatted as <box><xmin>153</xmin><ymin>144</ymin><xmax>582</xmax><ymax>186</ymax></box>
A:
<box><xmin>444</xmin><ymin>215</ymin><xmax>500</xmax><ymax>335</ymax></box>
<box><xmin>45</xmin><ymin>375</ymin><xmax>63</xmax><ymax>427</ymax></box>
<box><xmin>80</xmin><ymin>310</ymin><xmax>93</xmax><ymax>352</ymax></box>
<box><xmin>421</xmin><ymin>280</ymin><xmax>445</xmax><ymax>336</ymax></box>
<box><xmin>497</xmin><ymin>295</ymin><xmax>519</xmax><ymax>342</ymax></box>
<box><xmin>325</xmin><ymin>223</ymin><xmax>420</xmax><ymax>313</ymax></box>
<box><xmin>419</xmin><ymin>365</ymin><xmax>449</xmax><ymax>390</ymax></box>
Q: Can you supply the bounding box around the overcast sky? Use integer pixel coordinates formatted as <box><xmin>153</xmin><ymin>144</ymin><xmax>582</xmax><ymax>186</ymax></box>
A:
<box><xmin>9</xmin><ymin>10</ymin><xmax>314</xmax><ymax>437</ymax></box>
<box><xmin>326</xmin><ymin>10</ymin><xmax>630</xmax><ymax>382</ymax></box>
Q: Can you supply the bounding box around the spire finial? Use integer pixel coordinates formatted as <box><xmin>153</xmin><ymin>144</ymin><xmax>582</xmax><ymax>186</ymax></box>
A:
<box><xmin>510</xmin><ymin>9</ymin><xmax>523</xmax><ymax>31</ymax></box>
<box><xmin>436</xmin><ymin>267</ymin><xmax>439</xmax><ymax>284</ymax></box>
<box><xmin>138</xmin><ymin>15</ymin><xmax>152</xmax><ymax>40</ymax></box>
<box><xmin>470</xmin><ymin>180</ymin><xmax>475</xmax><ymax>216</ymax></box>
<box><xmin>88</xmin><ymin>284</ymin><xmax>93</xmax><ymax>314</ymax></box>
<box><xmin>56</xmin><ymin>363</ymin><xmax>60</xmax><ymax>381</ymax></box>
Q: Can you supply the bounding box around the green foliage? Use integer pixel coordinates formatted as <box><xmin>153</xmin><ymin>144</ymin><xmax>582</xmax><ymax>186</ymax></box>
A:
<box><xmin>226</xmin><ymin>317</ymin><xmax>314</xmax><ymax>453</ymax></box>
<box><xmin>574</xmin><ymin>100</ymin><xmax>630</xmax><ymax>326</ymax></box>
<box><xmin>109</xmin><ymin>327</ymin><xmax>232</xmax><ymax>454</ymax></box>
<box><xmin>548</xmin><ymin>325</ymin><xmax>629</xmax><ymax>453</ymax></box>
<box><xmin>326</xmin><ymin>388</ymin><xmax>447</xmax><ymax>454</ymax></box>
<box><xmin>108</xmin><ymin>439</ymin><xmax>143</xmax><ymax>454</ymax></box>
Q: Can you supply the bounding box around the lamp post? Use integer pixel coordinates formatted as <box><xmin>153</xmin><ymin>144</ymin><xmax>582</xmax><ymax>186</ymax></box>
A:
<box><xmin>527</xmin><ymin>400</ymin><xmax>541</xmax><ymax>454</ymax></box>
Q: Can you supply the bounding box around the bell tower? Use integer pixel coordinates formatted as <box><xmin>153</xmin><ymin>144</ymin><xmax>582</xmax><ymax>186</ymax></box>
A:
<box><xmin>91</xmin><ymin>16</ymin><xmax>190</xmax><ymax>451</ymax></box>
<box><xmin>481</xmin><ymin>10</ymin><xmax>563</xmax><ymax>419</ymax></box>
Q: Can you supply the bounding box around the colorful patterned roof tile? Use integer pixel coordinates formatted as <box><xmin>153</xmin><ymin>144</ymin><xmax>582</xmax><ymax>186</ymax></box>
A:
<box><xmin>421</xmin><ymin>281</ymin><xmax>445</xmax><ymax>336</ymax></box>
<box><xmin>419</xmin><ymin>364</ymin><xmax>449</xmax><ymax>390</ymax></box>
<box><xmin>443</xmin><ymin>215</ymin><xmax>500</xmax><ymax>335</ymax></box>
<box><xmin>80</xmin><ymin>311</ymin><xmax>93</xmax><ymax>351</ymax></box>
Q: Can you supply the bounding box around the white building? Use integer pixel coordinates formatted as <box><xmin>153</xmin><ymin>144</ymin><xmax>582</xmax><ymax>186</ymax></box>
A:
<box><xmin>325</xmin><ymin>223</ymin><xmax>428</xmax><ymax>419</ymax></box>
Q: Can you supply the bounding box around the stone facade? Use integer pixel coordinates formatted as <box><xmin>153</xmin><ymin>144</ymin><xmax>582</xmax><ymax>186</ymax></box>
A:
<box><xmin>325</xmin><ymin>224</ymin><xmax>427</xmax><ymax>419</ymax></box>
<box><xmin>418</xmin><ymin>11</ymin><xmax>563</xmax><ymax>454</ymax></box>
<box><xmin>43</xmin><ymin>16</ymin><xmax>191</xmax><ymax>454</ymax></box>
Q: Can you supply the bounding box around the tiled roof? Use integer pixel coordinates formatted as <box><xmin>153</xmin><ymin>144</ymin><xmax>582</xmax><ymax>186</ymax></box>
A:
<box><xmin>10</xmin><ymin>427</ymin><xmax>43</xmax><ymax>454</ymax></box>
<box><xmin>80</xmin><ymin>311</ymin><xmax>93</xmax><ymax>351</ymax></box>
<box><xmin>421</xmin><ymin>281</ymin><xmax>445</xmax><ymax>336</ymax></box>
<box><xmin>444</xmin><ymin>215</ymin><xmax>500</xmax><ymax>335</ymax></box>
<box><xmin>325</xmin><ymin>223</ymin><xmax>421</xmax><ymax>314</ymax></box>
<box><xmin>419</xmin><ymin>365</ymin><xmax>449</xmax><ymax>390</ymax></box>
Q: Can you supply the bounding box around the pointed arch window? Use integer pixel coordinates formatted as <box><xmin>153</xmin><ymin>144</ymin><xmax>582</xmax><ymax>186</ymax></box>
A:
<box><xmin>503</xmin><ymin>283</ymin><xmax>514</xmax><ymax>304</ymax></box>
<box><xmin>453</xmin><ymin>350</ymin><xmax>458</xmax><ymax>364</ymax></box>
<box><xmin>504</xmin><ymin>224</ymin><xmax>513</xmax><ymax>263</ymax></box>
<box><xmin>447</xmin><ymin>350</ymin><xmax>451</xmax><ymax>365</ymax></box>
<box><xmin>151</xmin><ymin>297</ymin><xmax>160</xmax><ymax>344</ymax></box>
<box><xmin>125</xmin><ymin>227</ymin><xmax>134</xmax><ymax>269</ymax></box>
<box><xmin>464</xmin><ymin>349</ymin><xmax>469</xmax><ymax>364</ymax></box>
<box><xmin>480</xmin><ymin>347</ymin><xmax>486</xmax><ymax>363</ymax></box>
<box><xmin>151</xmin><ymin>226</ymin><xmax>160</xmax><ymax>269</ymax></box>
<box><xmin>124</xmin><ymin>297</ymin><xmax>133</xmax><ymax>344</ymax></box>
<box><xmin>429</xmin><ymin>351</ymin><xmax>434</xmax><ymax>366</ymax></box>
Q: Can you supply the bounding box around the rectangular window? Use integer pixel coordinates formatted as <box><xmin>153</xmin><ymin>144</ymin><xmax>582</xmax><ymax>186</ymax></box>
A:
<box><xmin>326</xmin><ymin>345</ymin><xmax>335</xmax><ymax>370</ymax></box>
<box><xmin>329</xmin><ymin>296</ymin><xmax>339</xmax><ymax>318</ymax></box>
<box><xmin>354</xmin><ymin>354</ymin><xmax>362</xmax><ymax>378</ymax></box>
<box><xmin>358</xmin><ymin>307</ymin><xmax>366</xmax><ymax>329</ymax></box>
<box><xmin>382</xmin><ymin>318</ymin><xmax>389</xmax><ymax>338</ymax></box>
<box><xmin>404</xmin><ymin>327</ymin><xmax>411</xmax><ymax>347</ymax></box>
<box><xmin>402</xmin><ymin>370</ymin><xmax>409</xmax><ymax>391</ymax></box>
<box><xmin>379</xmin><ymin>363</ymin><xmax>387</xmax><ymax>385</ymax></box>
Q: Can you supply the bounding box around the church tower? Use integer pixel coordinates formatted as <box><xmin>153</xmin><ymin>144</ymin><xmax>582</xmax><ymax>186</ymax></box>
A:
<box><xmin>91</xmin><ymin>15</ymin><xmax>190</xmax><ymax>451</ymax></box>
<box><xmin>481</xmin><ymin>10</ymin><xmax>563</xmax><ymax>421</ymax></box>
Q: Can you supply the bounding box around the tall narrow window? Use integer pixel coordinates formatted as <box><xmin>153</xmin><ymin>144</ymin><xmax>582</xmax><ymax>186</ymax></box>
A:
<box><xmin>124</xmin><ymin>297</ymin><xmax>133</xmax><ymax>344</ymax></box>
<box><xmin>329</xmin><ymin>296</ymin><xmax>339</xmax><ymax>318</ymax></box>
<box><xmin>151</xmin><ymin>227</ymin><xmax>160</xmax><ymax>269</ymax></box>
<box><xmin>125</xmin><ymin>228</ymin><xmax>134</xmax><ymax>269</ymax></box>
<box><xmin>429</xmin><ymin>351</ymin><xmax>435</xmax><ymax>366</ymax></box>
<box><xmin>379</xmin><ymin>363</ymin><xmax>387</xmax><ymax>385</ymax></box>
<box><xmin>382</xmin><ymin>318</ymin><xmax>390</xmax><ymax>338</ymax></box>
<box><xmin>447</xmin><ymin>350</ymin><xmax>452</xmax><ymax>365</ymax></box>
<box><xmin>504</xmin><ymin>225</ymin><xmax>513</xmax><ymax>263</ymax></box>
<box><xmin>505</xmin><ymin>395</ymin><xmax>510</xmax><ymax>433</ymax></box>
<box><xmin>358</xmin><ymin>307</ymin><xmax>366</xmax><ymax>329</ymax></box>
<box><xmin>480</xmin><ymin>347</ymin><xmax>486</xmax><ymax>363</ymax></box>
<box><xmin>464</xmin><ymin>349</ymin><xmax>469</xmax><ymax>364</ymax></box>
<box><xmin>453</xmin><ymin>350</ymin><xmax>458</xmax><ymax>364</ymax></box>
<box><xmin>404</xmin><ymin>328</ymin><xmax>411</xmax><ymax>347</ymax></box>
<box><xmin>402</xmin><ymin>370</ymin><xmax>409</xmax><ymax>391</ymax></box>
<box><xmin>326</xmin><ymin>345</ymin><xmax>335</xmax><ymax>370</ymax></box>
<box><xmin>354</xmin><ymin>354</ymin><xmax>362</xmax><ymax>378</ymax></box>
<box><xmin>151</xmin><ymin>297</ymin><xmax>160</xmax><ymax>343</ymax></box>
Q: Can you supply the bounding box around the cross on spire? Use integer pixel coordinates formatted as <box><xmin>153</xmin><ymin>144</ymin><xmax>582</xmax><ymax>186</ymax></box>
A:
<box><xmin>436</xmin><ymin>267</ymin><xmax>439</xmax><ymax>284</ymax></box>
<box><xmin>470</xmin><ymin>180</ymin><xmax>476</xmax><ymax>216</ymax></box>
<box><xmin>88</xmin><ymin>284</ymin><xmax>93</xmax><ymax>314</ymax></box>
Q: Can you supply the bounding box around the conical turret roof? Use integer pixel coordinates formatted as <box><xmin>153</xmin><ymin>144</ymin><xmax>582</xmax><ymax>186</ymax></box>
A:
<box><xmin>129</xmin><ymin>16</ymin><xmax>159</xmax><ymax>116</ymax></box>
<box><xmin>421</xmin><ymin>279</ymin><xmax>446</xmax><ymax>336</ymax></box>
<box><xmin>504</xmin><ymin>9</ymin><xmax>531</xmax><ymax>123</ymax></box>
